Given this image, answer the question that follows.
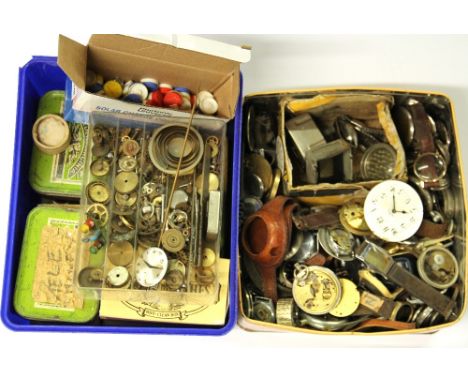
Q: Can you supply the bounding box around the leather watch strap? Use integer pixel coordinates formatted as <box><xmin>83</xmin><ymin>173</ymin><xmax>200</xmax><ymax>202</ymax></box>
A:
<box><xmin>292</xmin><ymin>205</ymin><xmax>339</xmax><ymax>231</ymax></box>
<box><xmin>408</xmin><ymin>102</ymin><xmax>435</xmax><ymax>153</ymax></box>
<box><xmin>353</xmin><ymin>318</ymin><xmax>416</xmax><ymax>332</ymax></box>
<box><xmin>386</xmin><ymin>262</ymin><xmax>455</xmax><ymax>319</ymax></box>
<box><xmin>416</xmin><ymin>218</ymin><xmax>449</xmax><ymax>238</ymax></box>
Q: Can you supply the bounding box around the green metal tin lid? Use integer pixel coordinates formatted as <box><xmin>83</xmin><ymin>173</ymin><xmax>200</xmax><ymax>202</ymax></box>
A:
<box><xmin>14</xmin><ymin>204</ymin><xmax>99</xmax><ymax>323</ymax></box>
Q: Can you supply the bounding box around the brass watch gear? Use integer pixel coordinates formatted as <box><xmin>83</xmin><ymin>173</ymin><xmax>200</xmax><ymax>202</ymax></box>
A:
<box><xmin>164</xmin><ymin>269</ymin><xmax>185</xmax><ymax>290</ymax></box>
<box><xmin>90</xmin><ymin>158</ymin><xmax>111</xmax><ymax>177</ymax></box>
<box><xmin>78</xmin><ymin>267</ymin><xmax>104</xmax><ymax>288</ymax></box>
<box><xmin>86</xmin><ymin>203</ymin><xmax>109</xmax><ymax>226</ymax></box>
<box><xmin>118</xmin><ymin>155</ymin><xmax>138</xmax><ymax>171</ymax></box>
<box><xmin>108</xmin><ymin>241</ymin><xmax>134</xmax><ymax>266</ymax></box>
<box><xmin>115</xmin><ymin>192</ymin><xmax>138</xmax><ymax>208</ymax></box>
<box><xmin>339</xmin><ymin>200</ymin><xmax>371</xmax><ymax>236</ymax></box>
<box><xmin>86</xmin><ymin>181</ymin><xmax>110</xmax><ymax>204</ymax></box>
<box><xmin>114</xmin><ymin>171</ymin><xmax>139</xmax><ymax>193</ymax></box>
<box><xmin>161</xmin><ymin>229</ymin><xmax>185</xmax><ymax>253</ymax></box>
<box><xmin>120</xmin><ymin>138</ymin><xmax>140</xmax><ymax>156</ymax></box>
<box><xmin>195</xmin><ymin>268</ymin><xmax>216</xmax><ymax>285</ymax></box>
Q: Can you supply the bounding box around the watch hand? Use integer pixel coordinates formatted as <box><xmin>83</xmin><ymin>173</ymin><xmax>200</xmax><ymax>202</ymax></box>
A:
<box><xmin>392</xmin><ymin>193</ymin><xmax>396</xmax><ymax>213</ymax></box>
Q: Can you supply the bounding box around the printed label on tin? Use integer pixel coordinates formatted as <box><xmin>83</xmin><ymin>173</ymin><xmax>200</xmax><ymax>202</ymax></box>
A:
<box><xmin>32</xmin><ymin>218</ymin><xmax>83</xmax><ymax>310</ymax></box>
<box><xmin>50</xmin><ymin>122</ymin><xmax>89</xmax><ymax>186</ymax></box>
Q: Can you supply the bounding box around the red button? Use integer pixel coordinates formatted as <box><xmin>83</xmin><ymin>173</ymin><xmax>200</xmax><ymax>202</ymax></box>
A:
<box><xmin>148</xmin><ymin>90</ymin><xmax>164</xmax><ymax>107</ymax></box>
<box><xmin>163</xmin><ymin>91</ymin><xmax>183</xmax><ymax>108</ymax></box>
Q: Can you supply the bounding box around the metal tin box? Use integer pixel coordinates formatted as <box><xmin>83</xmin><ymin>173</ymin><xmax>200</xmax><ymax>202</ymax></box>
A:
<box><xmin>238</xmin><ymin>88</ymin><xmax>467</xmax><ymax>335</ymax></box>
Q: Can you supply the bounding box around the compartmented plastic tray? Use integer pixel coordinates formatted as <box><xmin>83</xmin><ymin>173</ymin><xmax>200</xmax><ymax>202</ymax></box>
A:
<box><xmin>1</xmin><ymin>56</ymin><xmax>242</xmax><ymax>335</ymax></box>
<box><xmin>76</xmin><ymin>112</ymin><xmax>227</xmax><ymax>306</ymax></box>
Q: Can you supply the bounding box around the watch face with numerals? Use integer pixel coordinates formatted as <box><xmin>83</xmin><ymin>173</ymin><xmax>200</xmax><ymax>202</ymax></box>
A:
<box><xmin>364</xmin><ymin>180</ymin><xmax>424</xmax><ymax>242</ymax></box>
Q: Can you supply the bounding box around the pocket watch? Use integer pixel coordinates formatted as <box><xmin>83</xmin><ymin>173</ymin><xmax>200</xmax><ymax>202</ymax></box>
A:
<box><xmin>364</xmin><ymin>180</ymin><xmax>424</xmax><ymax>242</ymax></box>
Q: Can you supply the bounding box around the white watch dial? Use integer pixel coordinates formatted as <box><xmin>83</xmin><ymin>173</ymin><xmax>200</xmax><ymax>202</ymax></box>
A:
<box><xmin>364</xmin><ymin>180</ymin><xmax>424</xmax><ymax>242</ymax></box>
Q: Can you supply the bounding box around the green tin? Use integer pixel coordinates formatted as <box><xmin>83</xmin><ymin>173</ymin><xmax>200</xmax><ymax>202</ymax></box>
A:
<box><xmin>14</xmin><ymin>205</ymin><xmax>99</xmax><ymax>323</ymax></box>
<box><xmin>29</xmin><ymin>91</ymin><xmax>88</xmax><ymax>198</ymax></box>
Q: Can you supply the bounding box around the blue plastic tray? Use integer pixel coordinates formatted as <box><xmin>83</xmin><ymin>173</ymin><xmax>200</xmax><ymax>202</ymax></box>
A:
<box><xmin>1</xmin><ymin>56</ymin><xmax>242</xmax><ymax>335</ymax></box>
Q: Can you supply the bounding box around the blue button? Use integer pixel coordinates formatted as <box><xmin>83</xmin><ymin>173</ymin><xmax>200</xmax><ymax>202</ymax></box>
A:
<box><xmin>123</xmin><ymin>94</ymin><xmax>143</xmax><ymax>104</ymax></box>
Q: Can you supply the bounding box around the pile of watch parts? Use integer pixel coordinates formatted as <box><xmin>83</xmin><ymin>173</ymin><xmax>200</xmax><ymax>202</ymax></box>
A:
<box><xmin>77</xmin><ymin>115</ymin><xmax>224</xmax><ymax>303</ymax></box>
<box><xmin>240</xmin><ymin>92</ymin><xmax>464</xmax><ymax>333</ymax></box>
<box><xmin>86</xmin><ymin>70</ymin><xmax>219</xmax><ymax>115</ymax></box>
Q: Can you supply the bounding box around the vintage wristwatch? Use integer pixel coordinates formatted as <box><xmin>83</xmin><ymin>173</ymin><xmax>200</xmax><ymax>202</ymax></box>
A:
<box><xmin>355</xmin><ymin>240</ymin><xmax>456</xmax><ymax>319</ymax></box>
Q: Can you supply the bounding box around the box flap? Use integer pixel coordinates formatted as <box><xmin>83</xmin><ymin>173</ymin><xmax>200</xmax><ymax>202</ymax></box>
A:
<box><xmin>127</xmin><ymin>34</ymin><xmax>251</xmax><ymax>64</ymax></box>
<box><xmin>88</xmin><ymin>34</ymin><xmax>243</xmax><ymax>75</ymax></box>
<box><xmin>58</xmin><ymin>35</ymin><xmax>87</xmax><ymax>89</ymax></box>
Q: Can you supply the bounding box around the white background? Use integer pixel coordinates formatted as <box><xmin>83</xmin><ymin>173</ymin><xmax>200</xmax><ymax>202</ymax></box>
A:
<box><xmin>1</xmin><ymin>2</ymin><xmax>468</xmax><ymax>381</ymax></box>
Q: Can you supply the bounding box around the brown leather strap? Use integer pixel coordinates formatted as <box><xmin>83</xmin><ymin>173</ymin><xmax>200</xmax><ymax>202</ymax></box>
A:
<box><xmin>352</xmin><ymin>318</ymin><xmax>416</xmax><ymax>332</ymax></box>
<box><xmin>292</xmin><ymin>205</ymin><xmax>339</xmax><ymax>231</ymax></box>
<box><xmin>304</xmin><ymin>253</ymin><xmax>327</xmax><ymax>266</ymax></box>
<box><xmin>416</xmin><ymin>219</ymin><xmax>449</xmax><ymax>239</ymax></box>
<box><xmin>387</xmin><ymin>262</ymin><xmax>455</xmax><ymax>319</ymax></box>
<box><xmin>408</xmin><ymin>102</ymin><xmax>435</xmax><ymax>154</ymax></box>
